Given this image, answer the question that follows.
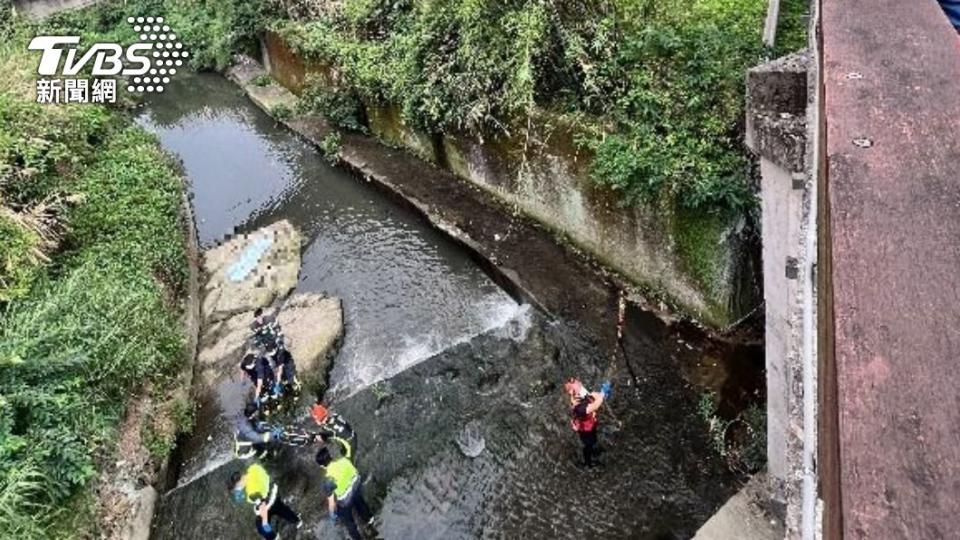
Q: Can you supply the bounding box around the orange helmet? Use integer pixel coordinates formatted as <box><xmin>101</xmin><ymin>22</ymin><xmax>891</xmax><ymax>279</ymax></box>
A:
<box><xmin>311</xmin><ymin>404</ymin><xmax>329</xmax><ymax>424</ymax></box>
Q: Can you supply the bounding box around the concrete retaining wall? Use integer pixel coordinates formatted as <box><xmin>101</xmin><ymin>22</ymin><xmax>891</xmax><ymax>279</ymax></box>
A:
<box><xmin>259</xmin><ymin>31</ymin><xmax>760</xmax><ymax>328</ymax></box>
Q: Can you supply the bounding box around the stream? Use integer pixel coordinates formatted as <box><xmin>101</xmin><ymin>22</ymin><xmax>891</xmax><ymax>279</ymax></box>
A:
<box><xmin>140</xmin><ymin>73</ymin><xmax>743</xmax><ymax>539</ymax></box>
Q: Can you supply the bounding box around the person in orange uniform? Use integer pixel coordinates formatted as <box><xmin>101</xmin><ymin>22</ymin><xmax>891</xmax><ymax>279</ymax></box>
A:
<box><xmin>565</xmin><ymin>378</ymin><xmax>610</xmax><ymax>468</ymax></box>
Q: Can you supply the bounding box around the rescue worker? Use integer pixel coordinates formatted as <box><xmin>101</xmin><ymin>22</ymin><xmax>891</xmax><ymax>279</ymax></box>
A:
<box><xmin>565</xmin><ymin>378</ymin><xmax>611</xmax><ymax>468</ymax></box>
<box><xmin>251</xmin><ymin>308</ymin><xmax>300</xmax><ymax>398</ymax></box>
<box><xmin>316</xmin><ymin>437</ymin><xmax>373</xmax><ymax>540</ymax></box>
<box><xmin>229</xmin><ymin>462</ymin><xmax>302</xmax><ymax>539</ymax></box>
<box><xmin>240</xmin><ymin>352</ymin><xmax>277</xmax><ymax>412</ymax></box>
<box><xmin>251</xmin><ymin>307</ymin><xmax>283</xmax><ymax>352</ymax></box>
<box><xmin>235</xmin><ymin>403</ymin><xmax>282</xmax><ymax>459</ymax></box>
<box><xmin>272</xmin><ymin>347</ymin><xmax>300</xmax><ymax>398</ymax></box>
<box><xmin>310</xmin><ymin>403</ymin><xmax>356</xmax><ymax>453</ymax></box>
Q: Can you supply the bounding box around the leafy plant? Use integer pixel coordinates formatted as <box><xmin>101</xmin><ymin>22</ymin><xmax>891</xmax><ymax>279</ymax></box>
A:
<box><xmin>272</xmin><ymin>103</ymin><xmax>293</xmax><ymax>120</ymax></box>
<box><xmin>320</xmin><ymin>132</ymin><xmax>343</xmax><ymax>163</ymax></box>
<box><xmin>252</xmin><ymin>73</ymin><xmax>273</xmax><ymax>87</ymax></box>
<box><xmin>298</xmin><ymin>76</ymin><xmax>366</xmax><ymax>132</ymax></box>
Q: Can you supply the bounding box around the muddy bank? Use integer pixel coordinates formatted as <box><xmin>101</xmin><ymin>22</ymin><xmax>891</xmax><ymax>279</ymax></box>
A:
<box><xmin>228</xmin><ymin>57</ymin><xmax>764</xmax><ymax>411</ymax></box>
<box><xmin>155</xmin><ymin>307</ymin><xmax>737</xmax><ymax>539</ymax></box>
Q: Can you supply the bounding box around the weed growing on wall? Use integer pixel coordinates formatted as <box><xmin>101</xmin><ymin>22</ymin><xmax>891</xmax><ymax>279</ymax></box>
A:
<box><xmin>273</xmin><ymin>0</ymin><xmax>809</xmax><ymax>214</ymax></box>
<box><xmin>320</xmin><ymin>131</ymin><xmax>343</xmax><ymax>163</ymax></box>
<box><xmin>298</xmin><ymin>75</ymin><xmax>367</xmax><ymax>132</ymax></box>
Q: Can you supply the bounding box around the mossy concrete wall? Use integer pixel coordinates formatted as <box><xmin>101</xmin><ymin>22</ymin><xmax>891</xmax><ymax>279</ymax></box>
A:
<box><xmin>260</xmin><ymin>31</ymin><xmax>759</xmax><ymax>327</ymax></box>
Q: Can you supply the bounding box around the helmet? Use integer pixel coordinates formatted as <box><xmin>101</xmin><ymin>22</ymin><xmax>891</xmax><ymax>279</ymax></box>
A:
<box><xmin>564</xmin><ymin>378</ymin><xmax>587</xmax><ymax>398</ymax></box>
<box><xmin>311</xmin><ymin>404</ymin><xmax>329</xmax><ymax>424</ymax></box>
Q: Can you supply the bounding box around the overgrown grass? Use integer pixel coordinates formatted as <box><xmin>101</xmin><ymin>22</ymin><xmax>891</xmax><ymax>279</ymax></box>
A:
<box><xmin>35</xmin><ymin>0</ymin><xmax>276</xmax><ymax>71</ymax></box>
<box><xmin>272</xmin><ymin>0</ymin><xmax>810</xmax><ymax>213</ymax></box>
<box><xmin>0</xmin><ymin>13</ymin><xmax>188</xmax><ymax>538</ymax></box>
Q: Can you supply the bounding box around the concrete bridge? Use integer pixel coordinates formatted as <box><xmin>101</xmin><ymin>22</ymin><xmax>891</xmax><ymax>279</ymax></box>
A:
<box><xmin>702</xmin><ymin>1</ymin><xmax>960</xmax><ymax>538</ymax></box>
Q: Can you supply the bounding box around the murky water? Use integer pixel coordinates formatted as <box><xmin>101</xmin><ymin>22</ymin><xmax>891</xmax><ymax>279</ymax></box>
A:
<box><xmin>143</xmin><ymin>73</ymin><xmax>742</xmax><ymax>539</ymax></box>
<box><xmin>138</xmin><ymin>73</ymin><xmax>517</xmax><ymax>393</ymax></box>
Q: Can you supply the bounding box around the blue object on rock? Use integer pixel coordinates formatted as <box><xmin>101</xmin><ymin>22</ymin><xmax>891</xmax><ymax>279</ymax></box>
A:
<box><xmin>227</xmin><ymin>234</ymin><xmax>274</xmax><ymax>282</ymax></box>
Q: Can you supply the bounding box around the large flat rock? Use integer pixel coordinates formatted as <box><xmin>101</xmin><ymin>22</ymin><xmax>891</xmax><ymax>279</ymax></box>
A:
<box><xmin>201</xmin><ymin>220</ymin><xmax>301</xmax><ymax>323</ymax></box>
<box><xmin>196</xmin><ymin>292</ymin><xmax>343</xmax><ymax>389</ymax></box>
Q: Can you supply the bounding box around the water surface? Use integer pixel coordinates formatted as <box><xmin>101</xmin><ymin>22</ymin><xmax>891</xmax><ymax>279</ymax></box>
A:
<box><xmin>138</xmin><ymin>73</ymin><xmax>518</xmax><ymax>393</ymax></box>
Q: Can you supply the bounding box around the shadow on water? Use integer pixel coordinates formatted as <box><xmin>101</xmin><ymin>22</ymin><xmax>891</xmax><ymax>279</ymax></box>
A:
<box><xmin>141</xmin><ymin>73</ymin><xmax>752</xmax><ymax>539</ymax></box>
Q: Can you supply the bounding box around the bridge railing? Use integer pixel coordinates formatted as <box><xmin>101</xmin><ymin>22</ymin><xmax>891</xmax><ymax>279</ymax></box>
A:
<box><xmin>819</xmin><ymin>1</ymin><xmax>960</xmax><ymax>538</ymax></box>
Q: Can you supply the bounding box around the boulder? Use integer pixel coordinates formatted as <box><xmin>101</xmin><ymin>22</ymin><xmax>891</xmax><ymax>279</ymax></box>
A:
<box><xmin>273</xmin><ymin>292</ymin><xmax>343</xmax><ymax>381</ymax></box>
<box><xmin>120</xmin><ymin>486</ymin><xmax>157</xmax><ymax>540</ymax></box>
<box><xmin>200</xmin><ymin>220</ymin><xmax>302</xmax><ymax>323</ymax></box>
<box><xmin>195</xmin><ymin>292</ymin><xmax>343</xmax><ymax>390</ymax></box>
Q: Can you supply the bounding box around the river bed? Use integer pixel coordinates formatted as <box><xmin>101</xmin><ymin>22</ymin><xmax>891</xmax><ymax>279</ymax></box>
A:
<box><xmin>141</xmin><ymin>72</ymin><xmax>743</xmax><ymax>539</ymax></box>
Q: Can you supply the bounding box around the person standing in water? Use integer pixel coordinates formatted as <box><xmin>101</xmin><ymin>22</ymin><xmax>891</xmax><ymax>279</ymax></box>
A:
<box><xmin>565</xmin><ymin>378</ymin><xmax>611</xmax><ymax>468</ymax></box>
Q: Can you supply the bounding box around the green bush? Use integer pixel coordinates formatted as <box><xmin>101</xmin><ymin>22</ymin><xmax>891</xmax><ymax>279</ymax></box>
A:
<box><xmin>271</xmin><ymin>103</ymin><xmax>292</xmax><ymax>120</ymax></box>
<box><xmin>252</xmin><ymin>73</ymin><xmax>273</xmax><ymax>87</ymax></box>
<box><xmin>275</xmin><ymin>0</ymin><xmax>808</xmax><ymax>213</ymax></box>
<box><xmin>320</xmin><ymin>131</ymin><xmax>343</xmax><ymax>163</ymax></box>
<box><xmin>0</xmin><ymin>20</ymin><xmax>187</xmax><ymax>534</ymax></box>
<box><xmin>298</xmin><ymin>76</ymin><xmax>366</xmax><ymax>132</ymax></box>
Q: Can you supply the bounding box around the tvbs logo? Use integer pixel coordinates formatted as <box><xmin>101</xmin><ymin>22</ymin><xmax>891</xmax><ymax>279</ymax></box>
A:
<box><xmin>29</xmin><ymin>16</ymin><xmax>188</xmax><ymax>104</ymax></box>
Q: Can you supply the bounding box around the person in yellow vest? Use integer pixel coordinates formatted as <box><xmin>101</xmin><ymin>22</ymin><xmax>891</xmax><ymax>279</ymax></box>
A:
<box><xmin>316</xmin><ymin>436</ymin><xmax>373</xmax><ymax>540</ymax></box>
<box><xmin>229</xmin><ymin>462</ymin><xmax>302</xmax><ymax>539</ymax></box>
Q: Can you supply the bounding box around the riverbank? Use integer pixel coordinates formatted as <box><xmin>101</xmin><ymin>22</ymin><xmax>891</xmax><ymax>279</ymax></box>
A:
<box><xmin>0</xmin><ymin>23</ymin><xmax>195</xmax><ymax>538</ymax></box>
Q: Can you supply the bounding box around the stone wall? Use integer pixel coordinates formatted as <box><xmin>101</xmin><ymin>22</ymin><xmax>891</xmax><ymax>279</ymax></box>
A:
<box><xmin>260</xmin><ymin>31</ymin><xmax>759</xmax><ymax>327</ymax></box>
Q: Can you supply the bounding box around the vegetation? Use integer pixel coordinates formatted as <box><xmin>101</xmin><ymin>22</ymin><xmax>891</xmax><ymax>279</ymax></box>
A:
<box><xmin>698</xmin><ymin>392</ymin><xmax>767</xmax><ymax>473</ymax></box>
<box><xmin>271</xmin><ymin>102</ymin><xmax>293</xmax><ymax>120</ymax></box>
<box><xmin>298</xmin><ymin>75</ymin><xmax>366</xmax><ymax>132</ymax></box>
<box><xmin>273</xmin><ymin>0</ymin><xmax>808</xmax><ymax>213</ymax></box>
<box><xmin>252</xmin><ymin>73</ymin><xmax>274</xmax><ymax>87</ymax></box>
<box><xmin>0</xmin><ymin>14</ymin><xmax>188</xmax><ymax>537</ymax></box>
<box><xmin>320</xmin><ymin>131</ymin><xmax>343</xmax><ymax>163</ymax></box>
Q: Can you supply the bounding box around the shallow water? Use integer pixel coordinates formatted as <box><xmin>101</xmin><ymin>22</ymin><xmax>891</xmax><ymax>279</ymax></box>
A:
<box><xmin>142</xmin><ymin>73</ymin><xmax>742</xmax><ymax>539</ymax></box>
<box><xmin>137</xmin><ymin>73</ymin><xmax>517</xmax><ymax>393</ymax></box>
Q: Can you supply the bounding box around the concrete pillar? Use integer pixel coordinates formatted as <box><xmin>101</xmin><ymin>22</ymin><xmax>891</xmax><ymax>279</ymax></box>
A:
<box><xmin>745</xmin><ymin>50</ymin><xmax>813</xmax><ymax>538</ymax></box>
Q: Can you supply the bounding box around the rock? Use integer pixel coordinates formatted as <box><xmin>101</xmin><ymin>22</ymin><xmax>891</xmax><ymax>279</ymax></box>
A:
<box><xmin>200</xmin><ymin>220</ymin><xmax>302</xmax><ymax>323</ymax></box>
<box><xmin>195</xmin><ymin>292</ymin><xmax>344</xmax><ymax>389</ymax></box>
<box><xmin>273</xmin><ymin>292</ymin><xmax>344</xmax><ymax>381</ymax></box>
<box><xmin>120</xmin><ymin>486</ymin><xmax>157</xmax><ymax>540</ymax></box>
<box><xmin>455</xmin><ymin>419</ymin><xmax>486</xmax><ymax>458</ymax></box>
<box><xmin>195</xmin><ymin>312</ymin><xmax>253</xmax><ymax>387</ymax></box>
